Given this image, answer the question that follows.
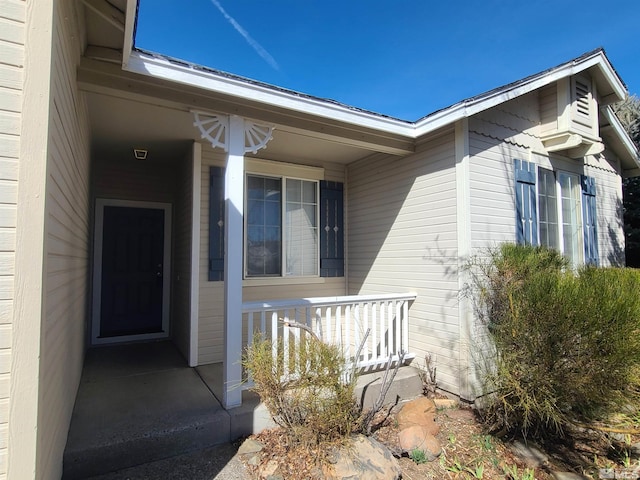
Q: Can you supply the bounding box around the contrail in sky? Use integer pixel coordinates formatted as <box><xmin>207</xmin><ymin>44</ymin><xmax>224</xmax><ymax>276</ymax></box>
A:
<box><xmin>209</xmin><ymin>0</ymin><xmax>280</xmax><ymax>71</ymax></box>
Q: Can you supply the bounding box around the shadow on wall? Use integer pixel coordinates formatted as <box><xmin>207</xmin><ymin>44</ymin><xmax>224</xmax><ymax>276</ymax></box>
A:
<box><xmin>609</xmin><ymin>194</ymin><xmax>626</xmax><ymax>267</ymax></box>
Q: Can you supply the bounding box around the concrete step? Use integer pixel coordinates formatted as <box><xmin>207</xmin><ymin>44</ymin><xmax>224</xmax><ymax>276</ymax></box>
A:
<box><xmin>63</xmin><ymin>346</ymin><xmax>422</xmax><ymax>479</ymax></box>
<box><xmin>62</xmin><ymin>367</ymin><xmax>230</xmax><ymax>480</ymax></box>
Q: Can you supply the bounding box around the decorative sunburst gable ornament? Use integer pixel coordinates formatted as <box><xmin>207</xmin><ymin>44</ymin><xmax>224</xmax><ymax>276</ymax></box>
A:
<box><xmin>192</xmin><ymin>111</ymin><xmax>274</xmax><ymax>153</ymax></box>
<box><xmin>244</xmin><ymin>121</ymin><xmax>274</xmax><ymax>154</ymax></box>
<box><xmin>193</xmin><ymin>112</ymin><xmax>228</xmax><ymax>150</ymax></box>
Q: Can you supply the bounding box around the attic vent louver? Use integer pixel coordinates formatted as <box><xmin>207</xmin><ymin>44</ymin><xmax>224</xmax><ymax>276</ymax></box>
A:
<box><xmin>575</xmin><ymin>79</ymin><xmax>591</xmax><ymax>117</ymax></box>
<box><xmin>539</xmin><ymin>74</ymin><xmax>603</xmax><ymax>158</ymax></box>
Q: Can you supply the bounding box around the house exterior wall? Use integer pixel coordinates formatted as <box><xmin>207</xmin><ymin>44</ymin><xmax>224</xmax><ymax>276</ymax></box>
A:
<box><xmin>467</xmin><ymin>88</ymin><xmax>625</xmax><ymax>262</ymax></box>
<box><xmin>467</xmin><ymin>93</ymin><xmax>541</xmax><ymax>250</ymax></box>
<box><xmin>463</xmin><ymin>86</ymin><xmax>627</xmax><ymax>397</ymax></box>
<box><xmin>0</xmin><ymin>0</ymin><xmax>24</xmax><ymax>476</ymax></box>
<box><xmin>585</xmin><ymin>150</ymin><xmax>625</xmax><ymax>266</ymax></box>
<box><xmin>92</xmin><ymin>151</ymin><xmax>193</xmax><ymax>354</ymax></box>
<box><xmin>92</xmin><ymin>155</ymin><xmax>177</xmax><ymax>203</ymax></box>
<box><xmin>37</xmin><ymin>1</ymin><xmax>91</xmax><ymax>478</ymax></box>
<box><xmin>6</xmin><ymin>1</ymin><xmax>90</xmax><ymax>478</ymax></box>
<box><xmin>346</xmin><ymin>128</ymin><xmax>461</xmax><ymax>393</ymax></box>
<box><xmin>171</xmin><ymin>146</ymin><xmax>195</xmax><ymax>361</ymax></box>
<box><xmin>198</xmin><ymin>145</ymin><xmax>347</xmax><ymax>365</ymax></box>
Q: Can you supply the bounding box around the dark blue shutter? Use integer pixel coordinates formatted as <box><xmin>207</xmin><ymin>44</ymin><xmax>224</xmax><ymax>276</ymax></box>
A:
<box><xmin>320</xmin><ymin>181</ymin><xmax>344</xmax><ymax>277</ymax></box>
<box><xmin>514</xmin><ymin>159</ymin><xmax>538</xmax><ymax>246</ymax></box>
<box><xmin>209</xmin><ymin>166</ymin><xmax>224</xmax><ymax>281</ymax></box>
<box><xmin>581</xmin><ymin>175</ymin><xmax>599</xmax><ymax>265</ymax></box>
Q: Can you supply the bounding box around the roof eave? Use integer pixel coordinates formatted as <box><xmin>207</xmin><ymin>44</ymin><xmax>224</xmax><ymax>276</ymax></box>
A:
<box><xmin>414</xmin><ymin>49</ymin><xmax>627</xmax><ymax>138</ymax></box>
<box><xmin>123</xmin><ymin>50</ymin><xmax>415</xmax><ymax>137</ymax></box>
<box><xmin>602</xmin><ymin>106</ymin><xmax>640</xmax><ymax>177</ymax></box>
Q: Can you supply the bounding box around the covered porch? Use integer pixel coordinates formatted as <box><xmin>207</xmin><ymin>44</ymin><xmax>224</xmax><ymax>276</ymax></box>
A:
<box><xmin>81</xmin><ymin>47</ymin><xmax>420</xmax><ymax>408</ymax></box>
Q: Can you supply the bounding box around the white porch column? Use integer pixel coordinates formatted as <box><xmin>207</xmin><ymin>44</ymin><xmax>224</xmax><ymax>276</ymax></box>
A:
<box><xmin>191</xmin><ymin>110</ymin><xmax>273</xmax><ymax>409</ymax></box>
<box><xmin>223</xmin><ymin>115</ymin><xmax>245</xmax><ymax>408</ymax></box>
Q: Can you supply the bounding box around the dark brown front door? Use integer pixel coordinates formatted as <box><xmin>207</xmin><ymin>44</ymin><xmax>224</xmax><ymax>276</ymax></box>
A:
<box><xmin>99</xmin><ymin>206</ymin><xmax>165</xmax><ymax>338</ymax></box>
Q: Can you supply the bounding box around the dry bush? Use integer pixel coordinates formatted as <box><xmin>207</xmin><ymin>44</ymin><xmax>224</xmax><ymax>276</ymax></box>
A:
<box><xmin>471</xmin><ymin>243</ymin><xmax>640</xmax><ymax>439</ymax></box>
<box><xmin>243</xmin><ymin>334</ymin><xmax>360</xmax><ymax>446</ymax></box>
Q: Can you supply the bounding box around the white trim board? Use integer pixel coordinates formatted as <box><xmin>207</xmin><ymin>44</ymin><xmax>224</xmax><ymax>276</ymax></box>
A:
<box><xmin>91</xmin><ymin>198</ymin><xmax>172</xmax><ymax>345</ymax></box>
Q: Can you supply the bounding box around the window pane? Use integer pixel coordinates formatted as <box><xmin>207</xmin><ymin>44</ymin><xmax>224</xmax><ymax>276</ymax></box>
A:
<box><xmin>559</xmin><ymin>173</ymin><xmax>583</xmax><ymax>267</ymax></box>
<box><xmin>246</xmin><ymin>175</ymin><xmax>282</xmax><ymax>276</ymax></box>
<box><xmin>537</xmin><ymin>168</ymin><xmax>558</xmax><ymax>250</ymax></box>
<box><xmin>285</xmin><ymin>179</ymin><xmax>318</xmax><ymax>276</ymax></box>
<box><xmin>286</xmin><ymin>179</ymin><xmax>301</xmax><ymax>200</ymax></box>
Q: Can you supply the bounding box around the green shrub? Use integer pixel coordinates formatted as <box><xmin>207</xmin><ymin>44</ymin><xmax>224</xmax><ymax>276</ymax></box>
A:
<box><xmin>473</xmin><ymin>243</ymin><xmax>640</xmax><ymax>438</ymax></box>
<box><xmin>243</xmin><ymin>334</ymin><xmax>360</xmax><ymax>446</ymax></box>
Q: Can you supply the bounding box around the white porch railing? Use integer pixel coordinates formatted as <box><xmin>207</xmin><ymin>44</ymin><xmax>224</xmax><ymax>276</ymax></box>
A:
<box><xmin>239</xmin><ymin>293</ymin><xmax>417</xmax><ymax>390</ymax></box>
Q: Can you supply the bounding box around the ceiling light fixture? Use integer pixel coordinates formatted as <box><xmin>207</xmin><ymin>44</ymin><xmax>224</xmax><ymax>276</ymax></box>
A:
<box><xmin>133</xmin><ymin>148</ymin><xmax>148</xmax><ymax>160</ymax></box>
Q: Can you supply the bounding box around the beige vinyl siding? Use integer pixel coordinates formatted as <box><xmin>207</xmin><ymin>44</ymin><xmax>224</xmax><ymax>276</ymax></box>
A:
<box><xmin>468</xmin><ymin>88</ymin><xmax>625</xmax><ymax>266</ymax></box>
<box><xmin>468</xmin><ymin>132</ymin><xmax>523</xmax><ymax>247</ymax></box>
<box><xmin>468</xmin><ymin>92</ymin><xmax>542</xmax><ymax>249</ymax></box>
<box><xmin>585</xmin><ymin>150</ymin><xmax>625</xmax><ymax>266</ymax></box>
<box><xmin>33</xmin><ymin>2</ymin><xmax>90</xmax><ymax>478</ymax></box>
<box><xmin>198</xmin><ymin>145</ymin><xmax>347</xmax><ymax>364</ymax></box>
<box><xmin>171</xmin><ymin>147</ymin><xmax>195</xmax><ymax>360</ymax></box>
<box><xmin>347</xmin><ymin>128</ymin><xmax>460</xmax><ymax>393</ymax></box>
<box><xmin>0</xmin><ymin>0</ymin><xmax>23</xmax><ymax>476</ymax></box>
<box><xmin>539</xmin><ymin>83</ymin><xmax>558</xmax><ymax>136</ymax></box>
<box><xmin>92</xmin><ymin>154</ymin><xmax>177</xmax><ymax>203</ymax></box>
<box><xmin>197</xmin><ymin>145</ymin><xmax>223</xmax><ymax>363</ymax></box>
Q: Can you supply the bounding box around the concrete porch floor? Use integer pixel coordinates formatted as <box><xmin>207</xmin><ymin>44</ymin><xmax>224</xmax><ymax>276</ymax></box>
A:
<box><xmin>62</xmin><ymin>341</ymin><xmax>273</xmax><ymax>479</ymax></box>
<box><xmin>62</xmin><ymin>341</ymin><xmax>423</xmax><ymax>479</ymax></box>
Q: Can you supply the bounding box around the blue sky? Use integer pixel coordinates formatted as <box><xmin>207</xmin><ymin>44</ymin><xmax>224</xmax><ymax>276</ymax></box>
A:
<box><xmin>136</xmin><ymin>0</ymin><xmax>640</xmax><ymax>121</ymax></box>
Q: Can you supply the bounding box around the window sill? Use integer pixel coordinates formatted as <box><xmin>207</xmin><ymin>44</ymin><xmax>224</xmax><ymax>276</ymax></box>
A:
<box><xmin>243</xmin><ymin>276</ymin><xmax>326</xmax><ymax>287</ymax></box>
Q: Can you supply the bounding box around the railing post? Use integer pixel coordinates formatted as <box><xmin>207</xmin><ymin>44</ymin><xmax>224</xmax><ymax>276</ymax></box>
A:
<box><xmin>372</xmin><ymin>302</ymin><xmax>378</xmax><ymax>362</ymax></box>
<box><xmin>362</xmin><ymin>302</ymin><xmax>369</xmax><ymax>363</ymax></box>
<box><xmin>402</xmin><ymin>300</ymin><xmax>409</xmax><ymax>355</ymax></box>
<box><xmin>395</xmin><ymin>300</ymin><xmax>401</xmax><ymax>356</ymax></box>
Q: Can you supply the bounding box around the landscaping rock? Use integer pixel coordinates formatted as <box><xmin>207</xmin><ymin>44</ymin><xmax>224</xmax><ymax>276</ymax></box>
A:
<box><xmin>321</xmin><ymin>435</ymin><xmax>401</xmax><ymax>480</ymax></box>
<box><xmin>237</xmin><ymin>437</ymin><xmax>265</xmax><ymax>468</ymax></box>
<box><xmin>631</xmin><ymin>442</ymin><xmax>640</xmax><ymax>459</ymax></box>
<box><xmin>433</xmin><ymin>398</ymin><xmax>458</xmax><ymax>409</ymax></box>
<box><xmin>552</xmin><ymin>472</ymin><xmax>590</xmax><ymax>480</ymax></box>
<box><xmin>238</xmin><ymin>438</ymin><xmax>265</xmax><ymax>455</ymax></box>
<box><xmin>397</xmin><ymin>425</ymin><xmax>441</xmax><ymax>460</ymax></box>
<box><xmin>396</xmin><ymin>397</ymin><xmax>439</xmax><ymax>435</ymax></box>
<box><xmin>509</xmin><ymin>440</ymin><xmax>549</xmax><ymax>468</ymax></box>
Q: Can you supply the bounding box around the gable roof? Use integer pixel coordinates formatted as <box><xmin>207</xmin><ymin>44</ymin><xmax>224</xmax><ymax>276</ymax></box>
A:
<box><xmin>119</xmin><ymin>2</ymin><xmax>638</xmax><ymax>171</ymax></box>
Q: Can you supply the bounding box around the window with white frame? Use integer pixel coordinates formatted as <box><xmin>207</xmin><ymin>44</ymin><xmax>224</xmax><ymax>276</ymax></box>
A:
<box><xmin>536</xmin><ymin>168</ymin><xmax>584</xmax><ymax>266</ymax></box>
<box><xmin>208</xmin><ymin>163</ymin><xmax>344</xmax><ymax>282</ymax></box>
<box><xmin>515</xmin><ymin>159</ymin><xmax>598</xmax><ymax>266</ymax></box>
<box><xmin>245</xmin><ymin>174</ymin><xmax>318</xmax><ymax>277</ymax></box>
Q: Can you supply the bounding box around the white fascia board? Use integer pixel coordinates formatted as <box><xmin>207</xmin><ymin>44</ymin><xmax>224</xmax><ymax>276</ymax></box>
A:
<box><xmin>586</xmin><ymin>52</ymin><xmax>627</xmax><ymax>101</ymax></box>
<box><xmin>122</xmin><ymin>0</ymin><xmax>137</xmax><ymax>68</ymax></box>
<box><xmin>603</xmin><ymin>106</ymin><xmax>640</xmax><ymax>167</ymax></box>
<box><xmin>124</xmin><ymin>50</ymin><xmax>414</xmax><ymax>136</ymax></box>
<box><xmin>414</xmin><ymin>74</ymin><xmax>563</xmax><ymax>137</ymax></box>
<box><xmin>413</xmin><ymin>51</ymin><xmax>626</xmax><ymax>138</ymax></box>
